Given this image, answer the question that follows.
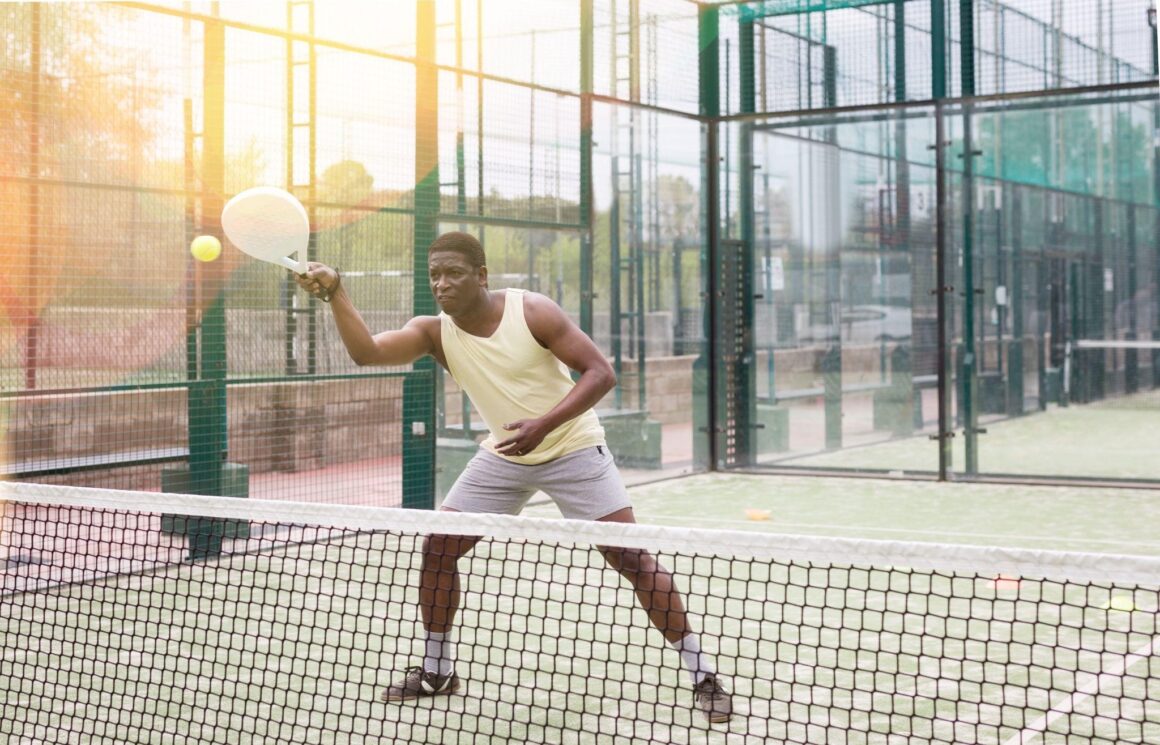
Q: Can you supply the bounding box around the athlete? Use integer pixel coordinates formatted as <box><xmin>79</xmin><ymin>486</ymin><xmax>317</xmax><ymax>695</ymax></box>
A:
<box><xmin>296</xmin><ymin>231</ymin><xmax>732</xmax><ymax>723</ymax></box>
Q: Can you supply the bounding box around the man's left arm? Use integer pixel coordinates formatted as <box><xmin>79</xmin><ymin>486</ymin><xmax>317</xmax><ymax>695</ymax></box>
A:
<box><xmin>493</xmin><ymin>293</ymin><xmax>616</xmax><ymax>456</ymax></box>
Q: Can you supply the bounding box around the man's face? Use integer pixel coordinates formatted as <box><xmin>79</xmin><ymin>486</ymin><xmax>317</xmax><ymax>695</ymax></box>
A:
<box><xmin>429</xmin><ymin>250</ymin><xmax>486</xmax><ymax>314</ymax></box>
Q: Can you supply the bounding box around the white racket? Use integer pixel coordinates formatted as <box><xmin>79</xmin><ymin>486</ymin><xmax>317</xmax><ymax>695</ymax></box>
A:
<box><xmin>221</xmin><ymin>186</ymin><xmax>309</xmax><ymax>274</ymax></box>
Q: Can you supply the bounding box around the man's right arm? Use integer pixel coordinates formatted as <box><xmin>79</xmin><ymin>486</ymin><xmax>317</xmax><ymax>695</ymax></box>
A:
<box><xmin>297</xmin><ymin>263</ymin><xmax>436</xmax><ymax>367</ymax></box>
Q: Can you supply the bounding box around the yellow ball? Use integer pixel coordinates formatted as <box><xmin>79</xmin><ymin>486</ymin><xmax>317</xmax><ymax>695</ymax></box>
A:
<box><xmin>190</xmin><ymin>235</ymin><xmax>222</xmax><ymax>262</ymax></box>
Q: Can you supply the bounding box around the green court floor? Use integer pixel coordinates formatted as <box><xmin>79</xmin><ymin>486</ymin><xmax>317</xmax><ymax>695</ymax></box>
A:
<box><xmin>3</xmin><ymin>520</ymin><xmax>1154</xmax><ymax>745</ymax></box>
<box><xmin>529</xmin><ymin>472</ymin><xmax>1160</xmax><ymax>557</ymax></box>
<box><xmin>766</xmin><ymin>394</ymin><xmax>1160</xmax><ymax>483</ymax></box>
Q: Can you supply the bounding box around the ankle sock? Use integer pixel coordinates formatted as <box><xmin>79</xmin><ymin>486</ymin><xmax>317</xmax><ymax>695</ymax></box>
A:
<box><xmin>423</xmin><ymin>630</ymin><xmax>455</xmax><ymax>676</ymax></box>
<box><xmin>669</xmin><ymin>633</ymin><xmax>714</xmax><ymax>685</ymax></box>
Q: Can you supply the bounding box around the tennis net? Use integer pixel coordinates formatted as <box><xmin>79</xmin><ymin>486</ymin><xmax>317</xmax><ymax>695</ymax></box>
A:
<box><xmin>1</xmin><ymin>482</ymin><xmax>1158</xmax><ymax>745</ymax></box>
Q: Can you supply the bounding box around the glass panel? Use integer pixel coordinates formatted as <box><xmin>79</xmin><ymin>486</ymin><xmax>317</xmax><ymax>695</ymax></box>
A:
<box><xmin>729</xmin><ymin>105</ymin><xmax>942</xmax><ymax>476</ymax></box>
<box><xmin>947</xmin><ymin>89</ymin><xmax>1160</xmax><ymax>484</ymax></box>
<box><xmin>591</xmin><ymin>102</ymin><xmax>709</xmax><ymax>482</ymax></box>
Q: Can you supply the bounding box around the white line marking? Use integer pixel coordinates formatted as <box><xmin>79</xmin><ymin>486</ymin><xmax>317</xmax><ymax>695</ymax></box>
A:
<box><xmin>638</xmin><ymin>514</ymin><xmax>1160</xmax><ymax>552</ymax></box>
<box><xmin>1001</xmin><ymin>635</ymin><xmax>1160</xmax><ymax>745</ymax></box>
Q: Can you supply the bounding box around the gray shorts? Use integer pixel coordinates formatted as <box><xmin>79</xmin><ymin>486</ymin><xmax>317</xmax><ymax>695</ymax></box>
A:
<box><xmin>441</xmin><ymin>446</ymin><xmax>632</xmax><ymax>520</ymax></box>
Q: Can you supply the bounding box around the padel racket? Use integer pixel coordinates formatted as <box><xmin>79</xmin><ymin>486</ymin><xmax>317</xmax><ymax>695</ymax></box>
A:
<box><xmin>221</xmin><ymin>186</ymin><xmax>309</xmax><ymax>274</ymax></box>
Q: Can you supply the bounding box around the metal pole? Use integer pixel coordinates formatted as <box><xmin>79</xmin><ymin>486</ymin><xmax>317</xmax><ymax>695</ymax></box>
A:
<box><xmin>931</xmin><ymin>0</ymin><xmax>946</xmax><ymax>100</ymax></box>
<box><xmin>1149</xmin><ymin>4</ymin><xmax>1159</xmax><ymax>387</ymax></box>
<box><xmin>934</xmin><ymin>103</ymin><xmax>951</xmax><ymax>480</ymax></box>
<box><xmin>696</xmin><ymin>3</ymin><xmax>720</xmax><ymax>469</ymax></box>
<box><xmin>190</xmin><ymin>11</ymin><xmax>227</xmax><ymax>499</ymax></box>
<box><xmin>24</xmin><ymin>4</ymin><xmax>41</xmax><ymax>390</ymax></box>
<box><xmin>737</xmin><ymin>11</ymin><xmax>756</xmax><ymax>464</ymax></box>
<box><xmin>960</xmin><ymin>0</ymin><xmax>979</xmax><ymax>475</ymax></box>
<box><xmin>580</xmin><ymin>0</ymin><xmax>594</xmax><ymax>335</ymax></box>
<box><xmin>404</xmin><ymin>0</ymin><xmax>439</xmax><ymax>509</ymax></box>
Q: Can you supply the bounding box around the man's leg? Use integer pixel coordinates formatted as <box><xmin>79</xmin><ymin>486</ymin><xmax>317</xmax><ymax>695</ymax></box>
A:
<box><xmin>384</xmin><ymin>449</ymin><xmax>534</xmax><ymax>703</ymax></box>
<box><xmin>597</xmin><ymin>507</ymin><xmax>733</xmax><ymax>723</ymax></box>
<box><xmin>595</xmin><ymin>508</ymin><xmax>690</xmax><ymax>643</ymax></box>
<box><xmin>420</xmin><ymin>523</ymin><xmax>482</xmax><ymax>664</ymax></box>
<box><xmin>381</xmin><ymin>511</ymin><xmax>481</xmax><ymax>702</ymax></box>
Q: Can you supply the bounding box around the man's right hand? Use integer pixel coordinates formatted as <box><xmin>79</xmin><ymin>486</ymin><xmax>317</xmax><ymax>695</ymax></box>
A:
<box><xmin>295</xmin><ymin>262</ymin><xmax>341</xmax><ymax>302</ymax></box>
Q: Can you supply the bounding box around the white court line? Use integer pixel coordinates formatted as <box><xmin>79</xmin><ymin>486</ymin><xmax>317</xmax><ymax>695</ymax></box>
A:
<box><xmin>1001</xmin><ymin>635</ymin><xmax>1160</xmax><ymax>745</ymax></box>
<box><xmin>636</xmin><ymin>513</ymin><xmax>1160</xmax><ymax>553</ymax></box>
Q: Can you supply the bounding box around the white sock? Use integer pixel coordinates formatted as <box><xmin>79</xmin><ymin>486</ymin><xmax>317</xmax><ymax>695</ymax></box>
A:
<box><xmin>423</xmin><ymin>630</ymin><xmax>455</xmax><ymax>676</ymax></box>
<box><xmin>670</xmin><ymin>633</ymin><xmax>715</xmax><ymax>685</ymax></box>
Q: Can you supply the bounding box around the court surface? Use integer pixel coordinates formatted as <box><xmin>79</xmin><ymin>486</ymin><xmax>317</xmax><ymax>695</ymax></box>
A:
<box><xmin>529</xmin><ymin>472</ymin><xmax>1160</xmax><ymax>556</ymax></box>
<box><xmin>759</xmin><ymin>391</ymin><xmax>1160</xmax><ymax>483</ymax></box>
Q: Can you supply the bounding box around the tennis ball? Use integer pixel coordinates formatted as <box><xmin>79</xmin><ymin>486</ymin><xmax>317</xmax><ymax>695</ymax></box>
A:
<box><xmin>190</xmin><ymin>235</ymin><xmax>222</xmax><ymax>262</ymax></box>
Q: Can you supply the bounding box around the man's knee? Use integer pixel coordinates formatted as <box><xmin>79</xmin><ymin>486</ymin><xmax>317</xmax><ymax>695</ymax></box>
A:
<box><xmin>422</xmin><ymin>534</ymin><xmax>477</xmax><ymax>569</ymax></box>
<box><xmin>600</xmin><ymin>546</ymin><xmax>652</xmax><ymax>577</ymax></box>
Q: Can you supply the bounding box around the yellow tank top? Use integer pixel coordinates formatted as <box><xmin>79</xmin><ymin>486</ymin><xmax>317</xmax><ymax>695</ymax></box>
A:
<box><xmin>439</xmin><ymin>289</ymin><xmax>606</xmax><ymax>464</ymax></box>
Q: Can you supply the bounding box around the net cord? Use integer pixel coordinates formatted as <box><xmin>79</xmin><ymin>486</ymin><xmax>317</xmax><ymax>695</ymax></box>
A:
<box><xmin>3</xmin><ymin>482</ymin><xmax>1159</xmax><ymax>587</ymax></box>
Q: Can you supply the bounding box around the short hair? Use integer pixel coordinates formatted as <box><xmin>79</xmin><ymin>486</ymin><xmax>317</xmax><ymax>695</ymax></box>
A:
<box><xmin>429</xmin><ymin>231</ymin><xmax>486</xmax><ymax>269</ymax></box>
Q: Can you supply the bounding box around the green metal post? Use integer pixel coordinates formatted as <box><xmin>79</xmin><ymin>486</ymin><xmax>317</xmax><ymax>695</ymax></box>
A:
<box><xmin>959</xmin><ymin>0</ymin><xmax>979</xmax><ymax>475</ymax></box>
<box><xmin>184</xmin><ymin>98</ymin><xmax>197</xmax><ymax>385</ymax></box>
<box><xmin>405</xmin><ymin>0</ymin><xmax>438</xmax><ymax>509</ymax></box>
<box><xmin>580</xmin><ymin>0</ymin><xmax>595</xmax><ymax>336</ymax></box>
<box><xmin>1152</xmin><ymin>16</ymin><xmax>1159</xmax><ymax>388</ymax></box>
<box><xmin>894</xmin><ymin>0</ymin><xmax>917</xmax><ymax>428</ymax></box>
<box><xmin>634</xmin><ymin>149</ymin><xmax>647</xmax><ymax>410</ymax></box>
<box><xmin>609</xmin><ymin>128</ymin><xmax>623</xmax><ymax>409</ymax></box>
<box><xmin>894</xmin><ymin>7</ymin><xmax>915</xmax><ymax>337</ymax></box>
<box><xmin>188</xmin><ymin>17</ymin><xmax>227</xmax><ymax>500</ymax></box>
<box><xmin>822</xmin><ymin>44</ymin><xmax>842</xmax><ymax>450</ymax></box>
<box><xmin>823</xmin><ymin>46</ymin><xmax>837</xmax><ymax>109</ymax></box>
<box><xmin>1067</xmin><ymin>262</ymin><xmax>1080</xmax><ymax>405</ymax></box>
<box><xmin>934</xmin><ymin>102</ymin><xmax>953</xmax><ymax>479</ymax></box>
<box><xmin>694</xmin><ymin>4</ymin><xmax>719</xmax><ymax>469</ymax></box>
<box><xmin>1089</xmin><ymin>204</ymin><xmax>1105</xmax><ymax>401</ymax></box>
<box><xmin>931</xmin><ymin>0</ymin><xmax>947</xmax><ymax>99</ymax></box>
<box><xmin>1008</xmin><ymin>187</ymin><xmax>1025</xmax><ymax>415</ymax></box>
<box><xmin>1126</xmin><ymin>208</ymin><xmax>1138</xmax><ymax>393</ymax></box>
<box><xmin>930</xmin><ymin>0</ymin><xmax>952</xmax><ymax>478</ymax></box>
<box><xmin>893</xmin><ymin>0</ymin><xmax>906</xmax><ymax>104</ymax></box>
<box><xmin>735</xmin><ymin>11</ymin><xmax>756</xmax><ymax>464</ymax></box>
<box><xmin>24</xmin><ymin>4</ymin><xmax>41</xmax><ymax>390</ymax></box>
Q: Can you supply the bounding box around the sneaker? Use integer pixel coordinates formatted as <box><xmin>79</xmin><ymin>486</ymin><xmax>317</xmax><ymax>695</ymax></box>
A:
<box><xmin>380</xmin><ymin>666</ymin><xmax>461</xmax><ymax>702</ymax></box>
<box><xmin>693</xmin><ymin>674</ymin><xmax>733</xmax><ymax>723</ymax></box>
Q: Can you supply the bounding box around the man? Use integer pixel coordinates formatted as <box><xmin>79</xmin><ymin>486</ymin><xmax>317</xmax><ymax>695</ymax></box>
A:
<box><xmin>296</xmin><ymin>231</ymin><xmax>732</xmax><ymax>723</ymax></box>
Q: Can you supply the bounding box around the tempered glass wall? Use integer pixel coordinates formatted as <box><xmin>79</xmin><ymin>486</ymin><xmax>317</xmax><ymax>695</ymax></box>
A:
<box><xmin>590</xmin><ymin>103</ymin><xmax>709</xmax><ymax>482</ymax></box>
<box><xmin>725</xmin><ymin>108</ymin><xmax>942</xmax><ymax>476</ymax></box>
<box><xmin>943</xmin><ymin>88</ymin><xmax>1160</xmax><ymax>483</ymax></box>
<box><xmin>728</xmin><ymin>87</ymin><xmax>1160</xmax><ymax>485</ymax></box>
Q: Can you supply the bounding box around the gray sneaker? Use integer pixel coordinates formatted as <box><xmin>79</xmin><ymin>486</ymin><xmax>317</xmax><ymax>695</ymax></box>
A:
<box><xmin>380</xmin><ymin>666</ymin><xmax>461</xmax><ymax>702</ymax></box>
<box><xmin>693</xmin><ymin>674</ymin><xmax>733</xmax><ymax>723</ymax></box>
